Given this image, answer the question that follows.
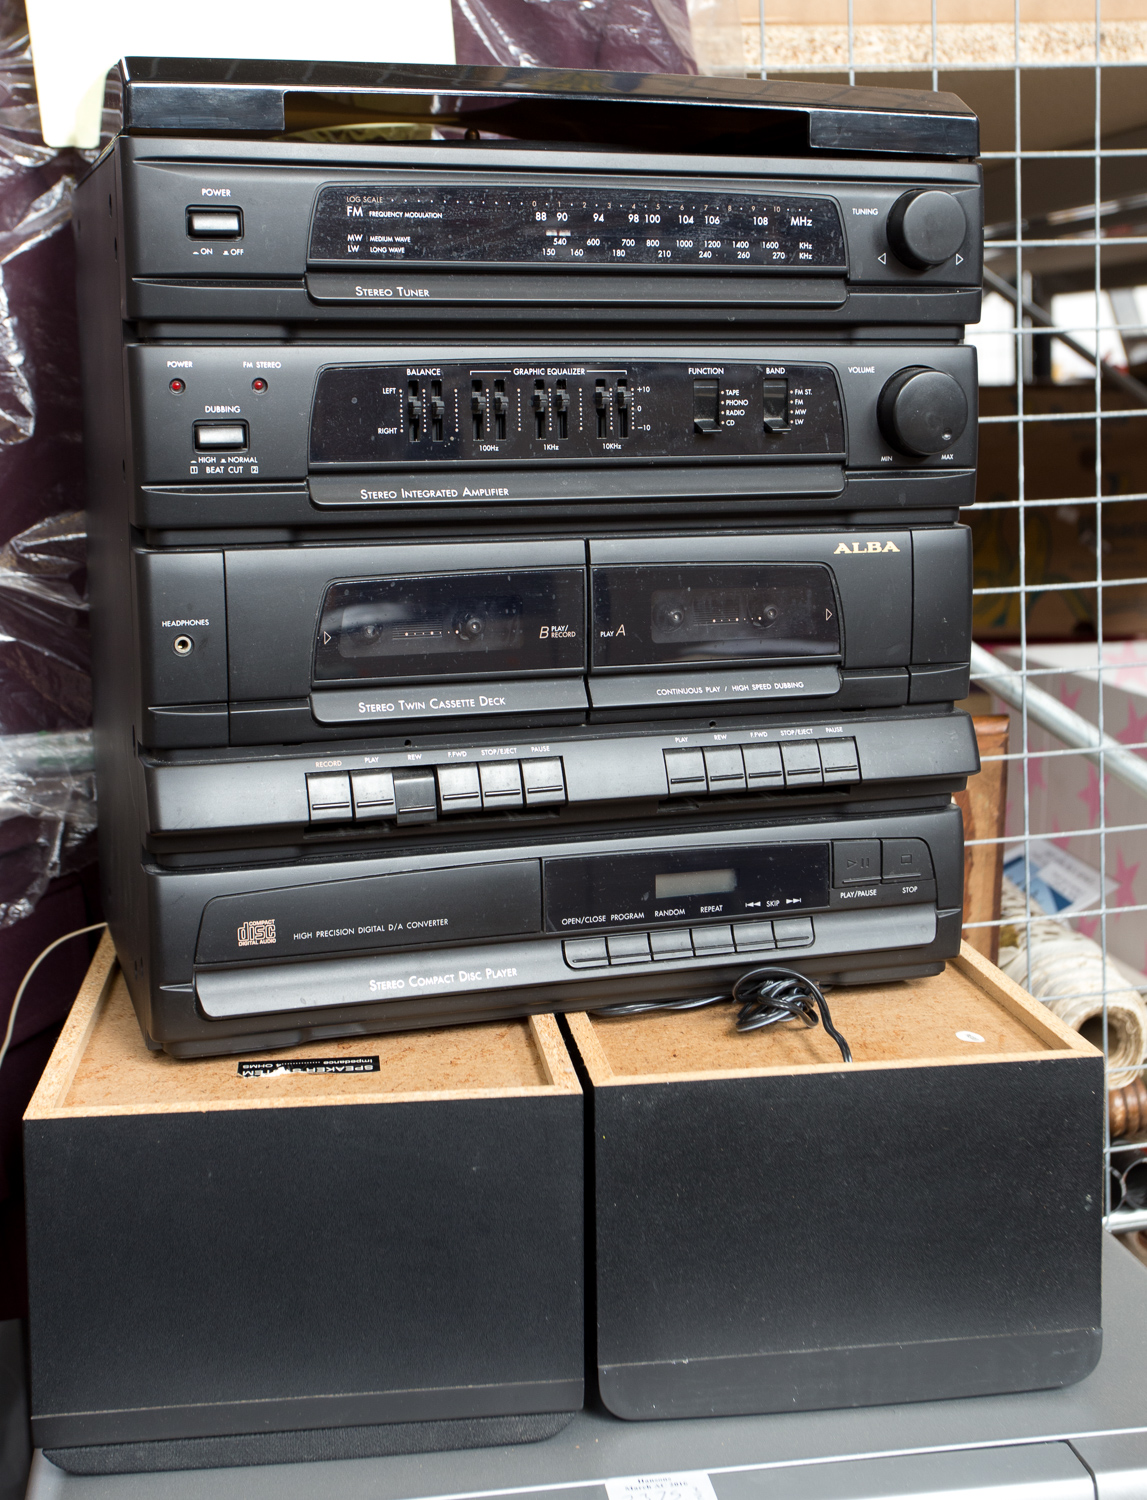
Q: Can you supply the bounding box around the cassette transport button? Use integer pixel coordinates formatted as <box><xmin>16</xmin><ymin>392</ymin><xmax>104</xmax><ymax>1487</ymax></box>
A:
<box><xmin>781</xmin><ymin>741</ymin><xmax>823</xmax><ymax>785</ymax></box>
<box><xmin>393</xmin><ymin>769</ymin><xmax>436</xmax><ymax>824</ymax></box>
<box><xmin>479</xmin><ymin>761</ymin><xmax>523</xmax><ymax>807</ymax></box>
<box><xmin>437</xmin><ymin>764</ymin><xmax>482</xmax><ymax>813</ymax></box>
<box><xmin>350</xmin><ymin>770</ymin><xmax>396</xmax><ymax>819</ymax></box>
<box><xmin>521</xmin><ymin>758</ymin><xmax>566</xmax><ymax>805</ymax></box>
<box><xmin>306</xmin><ymin>772</ymin><xmax>351</xmax><ymax>821</ymax></box>
<box><xmin>704</xmin><ymin>747</ymin><xmax>746</xmax><ymax>792</ymax></box>
<box><xmin>664</xmin><ymin>748</ymin><xmax>706</xmax><ymax>794</ymax></box>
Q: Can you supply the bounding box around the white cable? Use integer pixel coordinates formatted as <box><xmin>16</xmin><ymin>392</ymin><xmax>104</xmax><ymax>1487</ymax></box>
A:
<box><xmin>0</xmin><ymin>922</ymin><xmax>107</xmax><ymax>1074</ymax></box>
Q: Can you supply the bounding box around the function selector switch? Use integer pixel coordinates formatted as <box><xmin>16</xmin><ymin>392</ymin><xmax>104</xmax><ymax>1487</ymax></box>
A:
<box><xmin>877</xmin><ymin>366</ymin><xmax>969</xmax><ymax>457</ymax></box>
<box><xmin>886</xmin><ymin>190</ymin><xmax>967</xmax><ymax>269</ymax></box>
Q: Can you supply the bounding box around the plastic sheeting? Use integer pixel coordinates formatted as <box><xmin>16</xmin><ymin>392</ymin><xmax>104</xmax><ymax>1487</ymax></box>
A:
<box><xmin>0</xmin><ymin>726</ymin><xmax>93</xmax><ymax>926</ymax></box>
<box><xmin>451</xmin><ymin>0</ymin><xmax>698</xmax><ymax>74</ymax></box>
<box><xmin>0</xmin><ymin>0</ymin><xmax>104</xmax><ymax>922</ymax></box>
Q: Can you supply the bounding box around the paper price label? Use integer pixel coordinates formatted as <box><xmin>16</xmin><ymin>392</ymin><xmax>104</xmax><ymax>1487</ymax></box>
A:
<box><xmin>606</xmin><ymin>1473</ymin><xmax>718</xmax><ymax>1500</ymax></box>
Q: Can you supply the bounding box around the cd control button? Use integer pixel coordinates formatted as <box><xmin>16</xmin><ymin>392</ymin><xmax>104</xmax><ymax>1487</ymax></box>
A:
<box><xmin>607</xmin><ymin>932</ymin><xmax>652</xmax><ymax>965</ymax></box>
<box><xmin>882</xmin><ymin>838</ymin><xmax>934</xmax><ymax>881</ymax></box>
<box><xmin>781</xmin><ymin>741</ymin><xmax>823</xmax><ymax>785</ymax></box>
<box><xmin>479</xmin><ymin>761</ymin><xmax>524</xmax><ymax>806</ymax></box>
<box><xmin>691</xmin><ymin>924</ymin><xmax>735</xmax><ymax>955</ymax></box>
<box><xmin>742</xmin><ymin>743</ymin><xmax>784</xmax><ymax>788</ymax></box>
<box><xmin>436</xmin><ymin>764</ymin><xmax>482</xmax><ymax>813</ymax></box>
<box><xmin>819</xmin><ymin>737</ymin><xmax>859</xmax><ymax>782</ymax></box>
<box><xmin>350</xmin><ymin>770</ymin><xmax>396</xmax><ymax>820</ymax></box>
<box><xmin>564</xmin><ymin>937</ymin><xmax>609</xmax><ymax>969</ymax></box>
<box><xmin>664</xmin><ymin>748</ymin><xmax>706</xmax><ymax>794</ymax></box>
<box><xmin>393</xmin><ymin>769</ymin><xmax>437</xmax><ymax>824</ymax></box>
<box><xmin>704</xmin><ymin>746</ymin><xmax>746</xmax><ymax>792</ymax></box>
<box><xmin>521</xmin><ymin>757</ymin><xmax>566</xmax><ymax>805</ymax></box>
<box><xmin>306</xmin><ymin>772</ymin><xmax>352</xmax><ymax>821</ymax></box>
<box><xmin>773</xmin><ymin>917</ymin><xmax>814</xmax><ymax>948</ymax></box>
<box><xmin>734</xmin><ymin>920</ymin><xmax>776</xmax><ymax>952</ymax></box>
<box><xmin>834</xmin><ymin>839</ymin><xmax>881</xmax><ymax>884</ymax></box>
<box><xmin>650</xmin><ymin>928</ymin><xmax>694</xmax><ymax>961</ymax></box>
<box><xmin>193</xmin><ymin>421</ymin><xmax>248</xmax><ymax>451</ymax></box>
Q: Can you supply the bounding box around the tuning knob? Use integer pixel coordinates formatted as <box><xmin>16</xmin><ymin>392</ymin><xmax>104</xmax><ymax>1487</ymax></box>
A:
<box><xmin>887</xmin><ymin>190</ymin><xmax>967</xmax><ymax>269</ymax></box>
<box><xmin>878</xmin><ymin>367</ymin><xmax>968</xmax><ymax>457</ymax></box>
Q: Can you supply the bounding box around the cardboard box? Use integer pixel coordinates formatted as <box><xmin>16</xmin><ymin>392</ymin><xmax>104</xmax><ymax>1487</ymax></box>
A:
<box><xmin>24</xmin><ymin>937</ymin><xmax>584</xmax><ymax>1473</ymax></box>
<box><xmin>568</xmin><ymin>944</ymin><xmax>1103</xmax><ymax>1420</ymax></box>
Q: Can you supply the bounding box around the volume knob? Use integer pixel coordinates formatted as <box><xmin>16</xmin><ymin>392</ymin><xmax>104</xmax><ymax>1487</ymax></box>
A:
<box><xmin>878</xmin><ymin>367</ymin><xmax>968</xmax><ymax>457</ymax></box>
<box><xmin>887</xmin><ymin>190</ymin><xmax>967</xmax><ymax>269</ymax></box>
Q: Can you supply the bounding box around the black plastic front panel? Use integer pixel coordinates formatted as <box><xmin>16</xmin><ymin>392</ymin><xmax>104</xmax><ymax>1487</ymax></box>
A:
<box><xmin>127</xmin><ymin>344</ymin><xmax>977</xmax><ymax>487</ymax></box>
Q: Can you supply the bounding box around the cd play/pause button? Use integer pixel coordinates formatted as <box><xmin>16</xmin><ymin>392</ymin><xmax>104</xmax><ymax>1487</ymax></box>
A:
<box><xmin>834</xmin><ymin>839</ymin><xmax>881</xmax><ymax>884</ymax></box>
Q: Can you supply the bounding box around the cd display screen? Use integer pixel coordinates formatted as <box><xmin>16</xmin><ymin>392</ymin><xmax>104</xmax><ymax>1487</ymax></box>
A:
<box><xmin>544</xmin><ymin>843</ymin><xmax>829</xmax><ymax>932</ymax></box>
<box><xmin>309</xmin><ymin>185</ymin><xmax>846</xmax><ymax>270</ymax></box>
<box><xmin>313</xmin><ymin>569</ymin><xmax>585</xmax><ymax>683</ymax></box>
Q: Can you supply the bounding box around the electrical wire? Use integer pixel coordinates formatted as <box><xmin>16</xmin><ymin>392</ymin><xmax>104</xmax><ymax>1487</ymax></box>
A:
<box><xmin>0</xmin><ymin>922</ymin><xmax>107</xmax><ymax>1075</ymax></box>
<box><xmin>591</xmin><ymin>965</ymin><xmax>853</xmax><ymax>1063</ymax></box>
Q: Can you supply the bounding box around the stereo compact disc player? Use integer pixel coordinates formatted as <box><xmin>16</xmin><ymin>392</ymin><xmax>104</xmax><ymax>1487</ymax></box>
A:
<box><xmin>112</xmin><ymin>802</ymin><xmax>964</xmax><ymax>1056</ymax></box>
<box><xmin>120</xmin><ymin>529</ymin><xmax>972</xmax><ymax>749</ymax></box>
<box><xmin>119</xmin><ymin>342</ymin><xmax>977</xmax><ymax>528</ymax></box>
<box><xmin>78</xmin><ymin>60</ymin><xmax>982</xmax><ymax>330</ymax></box>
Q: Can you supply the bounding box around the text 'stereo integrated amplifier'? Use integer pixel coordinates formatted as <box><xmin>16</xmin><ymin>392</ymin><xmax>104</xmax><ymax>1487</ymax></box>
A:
<box><xmin>119</xmin><ymin>803</ymin><xmax>964</xmax><ymax>1056</ymax></box>
<box><xmin>124</xmin><ymin>344</ymin><xmax>977</xmax><ymax>527</ymax></box>
<box><xmin>132</xmin><ymin>530</ymin><xmax>972</xmax><ymax>749</ymax></box>
<box><xmin>76</xmin><ymin>61</ymin><xmax>980</xmax><ymax>1055</ymax></box>
<box><xmin>84</xmin><ymin>60</ymin><xmax>982</xmax><ymax>331</ymax></box>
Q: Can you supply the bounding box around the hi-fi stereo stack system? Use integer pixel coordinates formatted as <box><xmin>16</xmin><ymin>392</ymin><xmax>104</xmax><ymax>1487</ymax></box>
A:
<box><xmin>76</xmin><ymin>59</ymin><xmax>982</xmax><ymax>1057</ymax></box>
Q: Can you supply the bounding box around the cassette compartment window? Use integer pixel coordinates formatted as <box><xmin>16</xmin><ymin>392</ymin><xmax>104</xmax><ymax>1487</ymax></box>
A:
<box><xmin>591</xmin><ymin>563</ymin><xmax>840</xmax><ymax>670</ymax></box>
<box><xmin>313</xmin><ymin>569</ymin><xmax>585</xmax><ymax>683</ymax></box>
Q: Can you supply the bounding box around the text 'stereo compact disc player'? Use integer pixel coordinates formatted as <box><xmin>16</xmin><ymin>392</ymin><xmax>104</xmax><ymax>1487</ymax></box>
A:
<box><xmin>87</xmin><ymin>60</ymin><xmax>982</xmax><ymax>331</ymax></box>
<box><xmin>75</xmin><ymin>60</ymin><xmax>981</xmax><ymax>1054</ymax></box>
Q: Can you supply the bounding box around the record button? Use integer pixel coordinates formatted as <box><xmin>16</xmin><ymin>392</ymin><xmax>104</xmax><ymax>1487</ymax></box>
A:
<box><xmin>650</xmin><ymin>928</ymin><xmax>694</xmax><ymax>961</ymax></box>
<box><xmin>704</xmin><ymin>746</ymin><xmax>746</xmax><ymax>791</ymax></box>
<box><xmin>691</xmin><ymin>924</ymin><xmax>735</xmax><ymax>955</ymax></box>
<box><xmin>773</xmin><ymin>917</ymin><xmax>814</xmax><ymax>947</ymax></box>
<box><xmin>480</xmin><ymin>761</ymin><xmax>524</xmax><ymax>806</ymax></box>
<box><xmin>664</xmin><ymin>748</ymin><xmax>706</xmax><ymax>794</ymax></box>
<box><xmin>743</xmin><ymin>743</ymin><xmax>784</xmax><ymax>788</ymax></box>
<box><xmin>437</xmin><ymin>764</ymin><xmax>482</xmax><ymax>812</ymax></box>
<box><xmin>522</xmin><ymin>757</ymin><xmax>566</xmax><ymax>805</ymax></box>
<box><xmin>564</xmin><ymin>937</ymin><xmax>609</xmax><ymax>969</ymax></box>
<box><xmin>607</xmin><ymin>932</ymin><xmax>652</xmax><ymax>965</ymax></box>
<box><xmin>306</xmin><ymin>772</ymin><xmax>351</xmax><ymax>821</ymax></box>
<box><xmin>350</xmin><ymin>770</ymin><xmax>396</xmax><ymax>819</ymax></box>
<box><xmin>834</xmin><ymin>839</ymin><xmax>880</xmax><ymax>884</ymax></box>
<box><xmin>734</xmin><ymin>920</ymin><xmax>776</xmax><ymax>952</ymax></box>
<box><xmin>781</xmin><ymin>741</ymin><xmax>823</xmax><ymax>785</ymax></box>
<box><xmin>393</xmin><ymin>769</ymin><xmax>437</xmax><ymax>824</ymax></box>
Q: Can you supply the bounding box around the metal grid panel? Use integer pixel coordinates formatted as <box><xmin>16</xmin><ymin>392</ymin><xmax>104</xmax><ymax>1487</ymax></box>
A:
<box><xmin>750</xmin><ymin>10</ymin><xmax>1147</xmax><ymax>1222</ymax></box>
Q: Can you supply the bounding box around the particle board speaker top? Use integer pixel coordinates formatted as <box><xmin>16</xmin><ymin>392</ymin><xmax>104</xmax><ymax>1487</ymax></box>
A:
<box><xmin>27</xmin><ymin>933</ymin><xmax>579</xmax><ymax>1121</ymax></box>
<box><xmin>567</xmin><ymin>941</ymin><xmax>1098</xmax><ymax>1085</ymax></box>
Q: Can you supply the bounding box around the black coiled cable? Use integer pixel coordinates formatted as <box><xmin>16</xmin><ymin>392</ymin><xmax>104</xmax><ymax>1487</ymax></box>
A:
<box><xmin>590</xmin><ymin>965</ymin><xmax>852</xmax><ymax>1063</ymax></box>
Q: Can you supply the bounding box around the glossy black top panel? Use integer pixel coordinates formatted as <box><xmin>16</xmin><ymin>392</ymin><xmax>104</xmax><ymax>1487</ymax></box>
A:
<box><xmin>117</xmin><ymin>59</ymin><xmax>979</xmax><ymax>159</ymax></box>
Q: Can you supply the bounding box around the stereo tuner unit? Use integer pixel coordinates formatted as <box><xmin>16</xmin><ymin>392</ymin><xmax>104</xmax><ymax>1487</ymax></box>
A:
<box><xmin>76</xmin><ymin>60</ymin><xmax>983</xmax><ymax>329</ymax></box>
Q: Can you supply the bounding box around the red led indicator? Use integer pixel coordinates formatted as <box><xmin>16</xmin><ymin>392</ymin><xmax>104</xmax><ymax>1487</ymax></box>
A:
<box><xmin>169</xmin><ymin>378</ymin><xmax>185</xmax><ymax>393</ymax></box>
<box><xmin>252</xmin><ymin>377</ymin><xmax>268</xmax><ymax>392</ymax></box>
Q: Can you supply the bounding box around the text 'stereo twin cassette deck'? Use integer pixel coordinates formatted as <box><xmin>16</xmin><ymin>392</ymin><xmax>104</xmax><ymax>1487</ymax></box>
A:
<box><xmin>76</xmin><ymin>60</ymin><xmax>983</xmax><ymax>1055</ymax></box>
